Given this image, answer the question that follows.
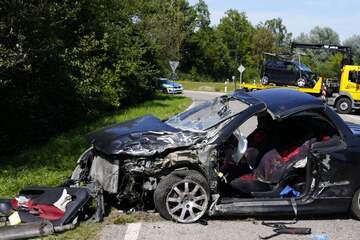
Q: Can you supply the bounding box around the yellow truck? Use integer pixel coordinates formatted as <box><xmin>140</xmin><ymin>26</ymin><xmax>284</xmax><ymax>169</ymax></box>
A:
<box><xmin>240</xmin><ymin>43</ymin><xmax>360</xmax><ymax>114</ymax></box>
<box><xmin>241</xmin><ymin>76</ymin><xmax>324</xmax><ymax>95</ymax></box>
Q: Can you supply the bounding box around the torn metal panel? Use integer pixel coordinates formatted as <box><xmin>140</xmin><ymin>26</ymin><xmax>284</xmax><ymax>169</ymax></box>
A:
<box><xmin>160</xmin><ymin>150</ymin><xmax>200</xmax><ymax>167</ymax></box>
<box><xmin>90</xmin><ymin>155</ymin><xmax>119</xmax><ymax>193</ymax></box>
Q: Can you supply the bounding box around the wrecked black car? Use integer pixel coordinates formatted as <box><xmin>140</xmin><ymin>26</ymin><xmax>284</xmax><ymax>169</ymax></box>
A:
<box><xmin>70</xmin><ymin>88</ymin><xmax>360</xmax><ymax>223</ymax></box>
<box><xmin>261</xmin><ymin>60</ymin><xmax>317</xmax><ymax>87</ymax></box>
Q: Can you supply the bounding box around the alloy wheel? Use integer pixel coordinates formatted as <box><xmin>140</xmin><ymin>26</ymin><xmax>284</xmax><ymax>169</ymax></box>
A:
<box><xmin>166</xmin><ymin>179</ymin><xmax>208</xmax><ymax>223</ymax></box>
<box><xmin>297</xmin><ymin>78</ymin><xmax>306</xmax><ymax>87</ymax></box>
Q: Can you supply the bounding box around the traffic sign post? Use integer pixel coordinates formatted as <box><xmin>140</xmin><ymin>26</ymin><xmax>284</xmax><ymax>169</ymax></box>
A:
<box><xmin>169</xmin><ymin>61</ymin><xmax>179</xmax><ymax>73</ymax></box>
<box><xmin>232</xmin><ymin>76</ymin><xmax>236</xmax><ymax>90</ymax></box>
<box><xmin>169</xmin><ymin>61</ymin><xmax>179</xmax><ymax>81</ymax></box>
<box><xmin>238</xmin><ymin>64</ymin><xmax>246</xmax><ymax>88</ymax></box>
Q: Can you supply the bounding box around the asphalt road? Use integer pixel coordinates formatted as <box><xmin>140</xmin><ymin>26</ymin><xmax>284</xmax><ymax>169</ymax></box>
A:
<box><xmin>100</xmin><ymin>90</ymin><xmax>360</xmax><ymax>240</ymax></box>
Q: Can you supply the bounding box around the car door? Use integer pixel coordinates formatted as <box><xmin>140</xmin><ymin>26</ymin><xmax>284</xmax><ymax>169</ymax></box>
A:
<box><xmin>283</xmin><ymin>62</ymin><xmax>298</xmax><ymax>85</ymax></box>
<box><xmin>212</xmin><ymin>107</ymin><xmax>350</xmax><ymax>216</ymax></box>
<box><xmin>291</xmin><ymin>135</ymin><xmax>354</xmax><ymax>215</ymax></box>
<box><xmin>271</xmin><ymin>61</ymin><xmax>286</xmax><ymax>85</ymax></box>
<box><xmin>265</xmin><ymin>61</ymin><xmax>281</xmax><ymax>84</ymax></box>
<box><xmin>296</xmin><ymin>107</ymin><xmax>359</xmax><ymax>214</ymax></box>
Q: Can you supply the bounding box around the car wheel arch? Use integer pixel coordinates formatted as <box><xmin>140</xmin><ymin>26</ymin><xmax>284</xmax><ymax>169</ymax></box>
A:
<box><xmin>154</xmin><ymin>169</ymin><xmax>211</xmax><ymax>223</ymax></box>
<box><xmin>158</xmin><ymin>165</ymin><xmax>209</xmax><ymax>182</ymax></box>
<box><xmin>335</xmin><ymin>95</ymin><xmax>352</xmax><ymax>105</ymax></box>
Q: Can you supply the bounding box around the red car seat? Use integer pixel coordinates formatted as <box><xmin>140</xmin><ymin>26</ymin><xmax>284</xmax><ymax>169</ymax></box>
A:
<box><xmin>230</xmin><ymin>139</ymin><xmax>313</xmax><ymax>197</ymax></box>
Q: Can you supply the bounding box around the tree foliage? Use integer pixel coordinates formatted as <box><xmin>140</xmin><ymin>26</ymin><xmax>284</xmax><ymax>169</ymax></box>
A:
<box><xmin>294</xmin><ymin>26</ymin><xmax>344</xmax><ymax>78</ymax></box>
<box><xmin>0</xmin><ymin>0</ymin><xmax>356</xmax><ymax>153</ymax></box>
<box><xmin>263</xmin><ymin>18</ymin><xmax>292</xmax><ymax>50</ymax></box>
<box><xmin>0</xmin><ymin>0</ymin><xmax>160</xmax><ymax>153</ymax></box>
<box><xmin>344</xmin><ymin>35</ymin><xmax>360</xmax><ymax>64</ymax></box>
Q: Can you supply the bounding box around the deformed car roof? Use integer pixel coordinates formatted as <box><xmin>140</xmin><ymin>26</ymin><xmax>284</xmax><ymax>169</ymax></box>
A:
<box><xmin>246</xmin><ymin>88</ymin><xmax>325</xmax><ymax>119</ymax></box>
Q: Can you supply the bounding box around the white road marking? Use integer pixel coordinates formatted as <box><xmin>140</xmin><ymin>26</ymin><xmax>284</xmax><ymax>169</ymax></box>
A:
<box><xmin>124</xmin><ymin>223</ymin><xmax>142</xmax><ymax>240</ymax></box>
<box><xmin>186</xmin><ymin>102</ymin><xmax>196</xmax><ymax>110</ymax></box>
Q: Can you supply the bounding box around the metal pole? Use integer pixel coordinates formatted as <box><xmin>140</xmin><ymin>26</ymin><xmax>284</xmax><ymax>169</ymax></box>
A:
<box><xmin>240</xmin><ymin>71</ymin><xmax>243</xmax><ymax>88</ymax></box>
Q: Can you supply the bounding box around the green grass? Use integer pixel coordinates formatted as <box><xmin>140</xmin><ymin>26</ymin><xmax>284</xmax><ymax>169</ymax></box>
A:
<box><xmin>0</xmin><ymin>95</ymin><xmax>191</xmax><ymax>198</ymax></box>
<box><xmin>43</xmin><ymin>223</ymin><xmax>101</xmax><ymax>240</ymax></box>
<box><xmin>179</xmin><ymin>80</ymin><xmax>236</xmax><ymax>92</ymax></box>
<box><xmin>112</xmin><ymin>212</ymin><xmax>162</xmax><ymax>225</ymax></box>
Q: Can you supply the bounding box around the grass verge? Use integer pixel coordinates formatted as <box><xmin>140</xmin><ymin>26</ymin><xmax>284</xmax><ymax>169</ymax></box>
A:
<box><xmin>0</xmin><ymin>95</ymin><xmax>191</xmax><ymax>198</ymax></box>
<box><xmin>43</xmin><ymin>223</ymin><xmax>101</xmax><ymax>240</ymax></box>
<box><xmin>179</xmin><ymin>80</ymin><xmax>236</xmax><ymax>92</ymax></box>
<box><xmin>0</xmin><ymin>94</ymin><xmax>191</xmax><ymax>239</ymax></box>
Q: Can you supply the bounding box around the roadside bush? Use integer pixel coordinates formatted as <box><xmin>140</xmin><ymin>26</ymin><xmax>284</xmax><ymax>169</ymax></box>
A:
<box><xmin>0</xmin><ymin>0</ymin><xmax>159</xmax><ymax>154</ymax></box>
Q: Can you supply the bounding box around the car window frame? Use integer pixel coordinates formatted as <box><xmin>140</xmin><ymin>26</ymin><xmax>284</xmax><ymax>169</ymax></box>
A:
<box><xmin>213</xmin><ymin>102</ymin><xmax>267</xmax><ymax>145</ymax></box>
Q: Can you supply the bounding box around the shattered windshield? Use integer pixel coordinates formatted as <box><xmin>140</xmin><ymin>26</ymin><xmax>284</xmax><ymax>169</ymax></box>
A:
<box><xmin>166</xmin><ymin>95</ymin><xmax>249</xmax><ymax>131</ymax></box>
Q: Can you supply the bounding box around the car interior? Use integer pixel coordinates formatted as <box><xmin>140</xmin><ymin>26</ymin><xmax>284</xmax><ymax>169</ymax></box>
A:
<box><xmin>218</xmin><ymin>110</ymin><xmax>340</xmax><ymax>200</ymax></box>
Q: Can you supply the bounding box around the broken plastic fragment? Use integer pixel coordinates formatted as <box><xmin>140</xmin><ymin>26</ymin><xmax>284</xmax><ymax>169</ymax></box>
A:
<box><xmin>8</xmin><ymin>211</ymin><xmax>21</xmax><ymax>225</ymax></box>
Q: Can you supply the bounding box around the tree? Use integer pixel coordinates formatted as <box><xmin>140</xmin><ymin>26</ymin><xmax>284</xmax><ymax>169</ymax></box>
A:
<box><xmin>294</xmin><ymin>26</ymin><xmax>340</xmax><ymax>45</ymax></box>
<box><xmin>263</xmin><ymin>18</ymin><xmax>292</xmax><ymax>49</ymax></box>
<box><xmin>194</xmin><ymin>0</ymin><xmax>210</xmax><ymax>30</ymax></box>
<box><xmin>316</xmin><ymin>53</ymin><xmax>343</xmax><ymax>78</ymax></box>
<box><xmin>216</xmin><ymin>10</ymin><xmax>255</xmax><ymax>80</ymax></box>
<box><xmin>344</xmin><ymin>35</ymin><xmax>360</xmax><ymax>64</ymax></box>
<box><xmin>309</xmin><ymin>26</ymin><xmax>340</xmax><ymax>45</ymax></box>
<box><xmin>296</xmin><ymin>26</ymin><xmax>340</xmax><ymax>45</ymax></box>
<box><xmin>0</xmin><ymin>0</ymin><xmax>161</xmax><ymax>153</ymax></box>
<box><xmin>294</xmin><ymin>32</ymin><xmax>310</xmax><ymax>43</ymax></box>
<box><xmin>181</xmin><ymin>27</ymin><xmax>232</xmax><ymax>80</ymax></box>
<box><xmin>135</xmin><ymin>0</ymin><xmax>197</xmax><ymax>71</ymax></box>
<box><xmin>293</xmin><ymin>26</ymin><xmax>342</xmax><ymax>75</ymax></box>
<box><xmin>252</xmin><ymin>26</ymin><xmax>276</xmax><ymax>69</ymax></box>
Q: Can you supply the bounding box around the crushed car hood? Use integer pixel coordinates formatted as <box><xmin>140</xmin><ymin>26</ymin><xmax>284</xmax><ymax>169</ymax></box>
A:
<box><xmin>87</xmin><ymin>115</ymin><xmax>205</xmax><ymax>156</ymax></box>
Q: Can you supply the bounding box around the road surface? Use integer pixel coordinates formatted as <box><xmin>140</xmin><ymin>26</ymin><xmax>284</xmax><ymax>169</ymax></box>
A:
<box><xmin>100</xmin><ymin>90</ymin><xmax>360</xmax><ymax>240</ymax></box>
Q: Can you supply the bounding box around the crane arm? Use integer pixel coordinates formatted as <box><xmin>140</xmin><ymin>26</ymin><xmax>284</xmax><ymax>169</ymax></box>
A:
<box><xmin>291</xmin><ymin>42</ymin><xmax>352</xmax><ymax>54</ymax></box>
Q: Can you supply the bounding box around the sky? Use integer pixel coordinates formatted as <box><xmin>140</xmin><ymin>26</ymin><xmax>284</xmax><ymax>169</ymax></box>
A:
<box><xmin>188</xmin><ymin>0</ymin><xmax>360</xmax><ymax>41</ymax></box>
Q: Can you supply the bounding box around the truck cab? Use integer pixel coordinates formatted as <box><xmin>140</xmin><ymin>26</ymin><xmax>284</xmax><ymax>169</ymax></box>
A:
<box><xmin>331</xmin><ymin>65</ymin><xmax>360</xmax><ymax>114</ymax></box>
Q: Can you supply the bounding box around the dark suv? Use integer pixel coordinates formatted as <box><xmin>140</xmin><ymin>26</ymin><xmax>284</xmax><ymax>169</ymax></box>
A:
<box><xmin>262</xmin><ymin>60</ymin><xmax>316</xmax><ymax>87</ymax></box>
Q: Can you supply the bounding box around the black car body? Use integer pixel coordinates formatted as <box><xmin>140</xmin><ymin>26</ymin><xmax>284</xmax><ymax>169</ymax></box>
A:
<box><xmin>70</xmin><ymin>89</ymin><xmax>360</xmax><ymax>223</ymax></box>
<box><xmin>262</xmin><ymin>60</ymin><xmax>317</xmax><ymax>87</ymax></box>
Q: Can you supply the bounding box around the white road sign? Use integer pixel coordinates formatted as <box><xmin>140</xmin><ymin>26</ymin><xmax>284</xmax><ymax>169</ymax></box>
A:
<box><xmin>238</xmin><ymin>64</ymin><xmax>246</xmax><ymax>73</ymax></box>
<box><xmin>169</xmin><ymin>61</ymin><xmax>179</xmax><ymax>72</ymax></box>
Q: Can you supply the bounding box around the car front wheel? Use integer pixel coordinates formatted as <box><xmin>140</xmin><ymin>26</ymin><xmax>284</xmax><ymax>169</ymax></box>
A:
<box><xmin>154</xmin><ymin>171</ymin><xmax>209</xmax><ymax>223</ymax></box>
<box><xmin>351</xmin><ymin>189</ymin><xmax>360</xmax><ymax>219</ymax></box>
